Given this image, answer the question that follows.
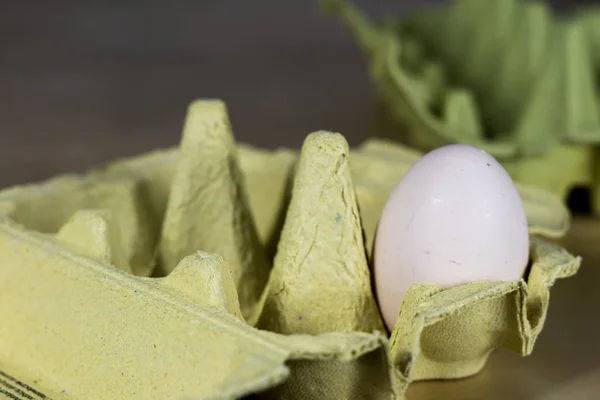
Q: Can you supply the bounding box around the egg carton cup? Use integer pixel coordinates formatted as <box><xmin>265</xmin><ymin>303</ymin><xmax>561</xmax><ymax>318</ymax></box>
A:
<box><xmin>0</xmin><ymin>100</ymin><xmax>580</xmax><ymax>400</ymax></box>
<box><xmin>322</xmin><ymin>0</ymin><xmax>600</xmax><ymax>212</ymax></box>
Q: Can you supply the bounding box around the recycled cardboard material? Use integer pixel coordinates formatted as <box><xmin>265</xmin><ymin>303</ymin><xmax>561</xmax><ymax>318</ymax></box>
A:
<box><xmin>0</xmin><ymin>100</ymin><xmax>580</xmax><ymax>399</ymax></box>
<box><xmin>323</xmin><ymin>0</ymin><xmax>600</xmax><ymax>210</ymax></box>
<box><xmin>257</xmin><ymin>132</ymin><xmax>385</xmax><ymax>335</ymax></box>
<box><xmin>157</xmin><ymin>100</ymin><xmax>271</xmax><ymax>322</ymax></box>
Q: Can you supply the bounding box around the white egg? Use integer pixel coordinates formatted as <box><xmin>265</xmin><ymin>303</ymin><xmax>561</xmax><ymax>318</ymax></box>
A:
<box><xmin>373</xmin><ymin>144</ymin><xmax>529</xmax><ymax>331</ymax></box>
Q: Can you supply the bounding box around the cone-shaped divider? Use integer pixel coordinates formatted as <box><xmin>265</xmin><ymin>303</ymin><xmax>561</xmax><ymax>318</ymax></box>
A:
<box><xmin>157</xmin><ymin>100</ymin><xmax>269</xmax><ymax>321</ymax></box>
<box><xmin>159</xmin><ymin>251</ymin><xmax>243</xmax><ymax>320</ymax></box>
<box><xmin>443</xmin><ymin>89</ymin><xmax>483</xmax><ymax>142</ymax></box>
<box><xmin>56</xmin><ymin>209</ymin><xmax>130</xmax><ymax>273</ymax></box>
<box><xmin>257</xmin><ymin>131</ymin><xmax>384</xmax><ymax>334</ymax></box>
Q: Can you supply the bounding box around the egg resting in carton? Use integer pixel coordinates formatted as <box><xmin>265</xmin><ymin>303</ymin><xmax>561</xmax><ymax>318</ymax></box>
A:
<box><xmin>0</xmin><ymin>100</ymin><xmax>579</xmax><ymax>400</ymax></box>
<box><xmin>322</xmin><ymin>0</ymin><xmax>600</xmax><ymax>213</ymax></box>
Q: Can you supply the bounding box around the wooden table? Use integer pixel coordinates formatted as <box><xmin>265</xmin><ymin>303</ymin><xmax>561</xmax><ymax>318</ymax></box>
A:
<box><xmin>0</xmin><ymin>1</ymin><xmax>597</xmax><ymax>399</ymax></box>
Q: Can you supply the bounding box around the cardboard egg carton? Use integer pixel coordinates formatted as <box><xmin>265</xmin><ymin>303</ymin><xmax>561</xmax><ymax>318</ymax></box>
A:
<box><xmin>323</xmin><ymin>0</ymin><xmax>600</xmax><ymax>212</ymax></box>
<box><xmin>0</xmin><ymin>100</ymin><xmax>580</xmax><ymax>399</ymax></box>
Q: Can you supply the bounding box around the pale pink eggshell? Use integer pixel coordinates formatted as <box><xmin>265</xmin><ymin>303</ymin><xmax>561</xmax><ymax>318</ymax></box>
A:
<box><xmin>373</xmin><ymin>144</ymin><xmax>529</xmax><ymax>331</ymax></box>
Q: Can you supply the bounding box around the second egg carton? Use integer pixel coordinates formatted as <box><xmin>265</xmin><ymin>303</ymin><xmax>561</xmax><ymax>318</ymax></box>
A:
<box><xmin>323</xmin><ymin>0</ymin><xmax>600</xmax><ymax>212</ymax></box>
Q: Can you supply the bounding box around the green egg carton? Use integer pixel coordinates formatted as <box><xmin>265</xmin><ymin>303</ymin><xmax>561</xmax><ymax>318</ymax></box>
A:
<box><xmin>322</xmin><ymin>0</ymin><xmax>600</xmax><ymax>212</ymax></box>
<box><xmin>0</xmin><ymin>100</ymin><xmax>579</xmax><ymax>399</ymax></box>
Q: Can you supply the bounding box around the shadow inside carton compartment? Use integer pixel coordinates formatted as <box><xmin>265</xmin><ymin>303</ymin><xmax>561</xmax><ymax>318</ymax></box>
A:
<box><xmin>264</xmin><ymin>166</ymin><xmax>295</xmax><ymax>264</ymax></box>
<box><xmin>567</xmin><ymin>186</ymin><xmax>592</xmax><ymax>216</ymax></box>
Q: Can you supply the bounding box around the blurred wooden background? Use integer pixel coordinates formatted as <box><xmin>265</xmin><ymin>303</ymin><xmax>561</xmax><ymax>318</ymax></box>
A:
<box><xmin>0</xmin><ymin>0</ymin><xmax>593</xmax><ymax>187</ymax></box>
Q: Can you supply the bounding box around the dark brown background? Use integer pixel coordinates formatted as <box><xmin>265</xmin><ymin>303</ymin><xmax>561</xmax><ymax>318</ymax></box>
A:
<box><xmin>1</xmin><ymin>1</ymin><xmax>599</xmax><ymax>399</ymax></box>
<box><xmin>0</xmin><ymin>0</ymin><xmax>591</xmax><ymax>188</ymax></box>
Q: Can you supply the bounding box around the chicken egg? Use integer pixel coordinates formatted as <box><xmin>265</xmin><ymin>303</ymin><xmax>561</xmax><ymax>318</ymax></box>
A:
<box><xmin>373</xmin><ymin>144</ymin><xmax>529</xmax><ymax>331</ymax></box>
